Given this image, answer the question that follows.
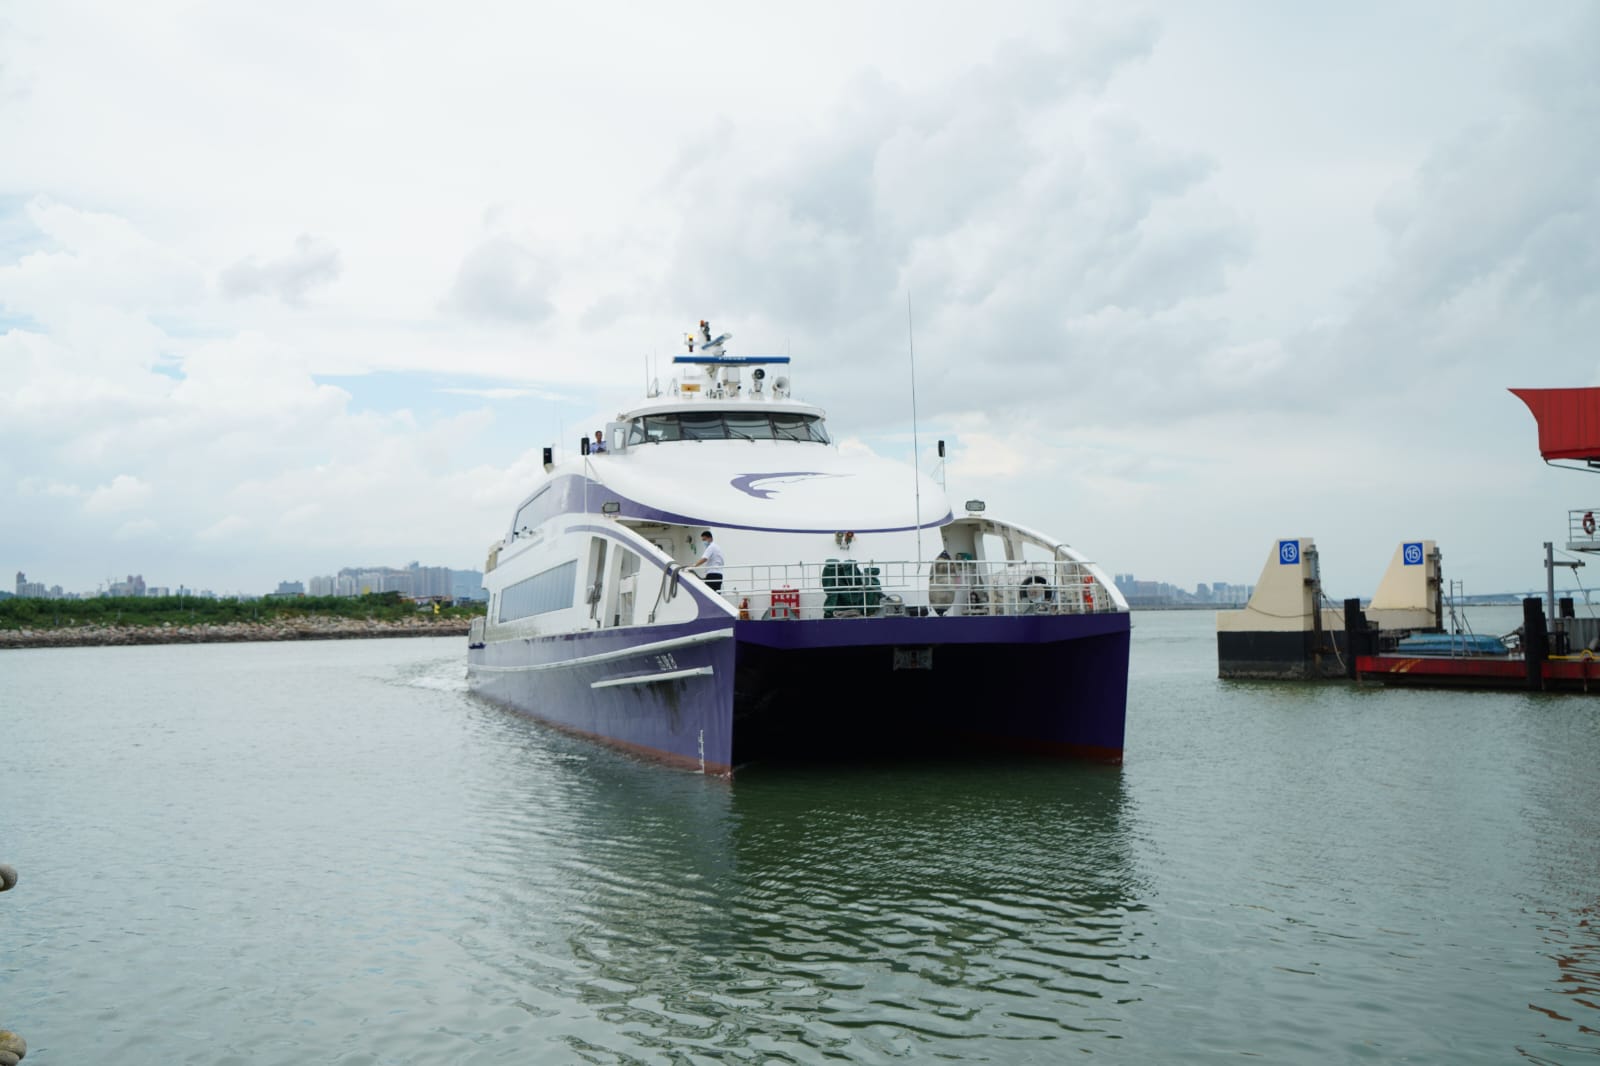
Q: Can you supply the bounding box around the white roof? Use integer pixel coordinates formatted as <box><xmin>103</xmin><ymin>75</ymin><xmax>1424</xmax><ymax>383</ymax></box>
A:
<box><xmin>584</xmin><ymin>439</ymin><xmax>950</xmax><ymax>533</ymax></box>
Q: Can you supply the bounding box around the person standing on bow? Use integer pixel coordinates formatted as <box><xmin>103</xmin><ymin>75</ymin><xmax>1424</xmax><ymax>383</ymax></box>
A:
<box><xmin>693</xmin><ymin>530</ymin><xmax>725</xmax><ymax>592</ymax></box>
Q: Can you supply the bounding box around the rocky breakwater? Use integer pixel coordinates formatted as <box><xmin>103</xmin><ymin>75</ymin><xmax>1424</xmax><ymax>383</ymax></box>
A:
<box><xmin>0</xmin><ymin>615</ymin><xmax>471</xmax><ymax>650</ymax></box>
<box><xmin>1</xmin><ymin>862</ymin><xmax>23</xmax><ymax>1066</ymax></box>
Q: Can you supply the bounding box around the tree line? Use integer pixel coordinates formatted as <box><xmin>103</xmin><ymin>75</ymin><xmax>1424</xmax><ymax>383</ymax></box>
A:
<box><xmin>0</xmin><ymin>592</ymin><xmax>487</xmax><ymax>629</ymax></box>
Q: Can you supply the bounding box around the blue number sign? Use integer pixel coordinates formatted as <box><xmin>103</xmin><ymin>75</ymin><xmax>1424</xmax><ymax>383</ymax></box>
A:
<box><xmin>1403</xmin><ymin>542</ymin><xmax>1423</xmax><ymax>566</ymax></box>
<box><xmin>1278</xmin><ymin>540</ymin><xmax>1300</xmax><ymax>565</ymax></box>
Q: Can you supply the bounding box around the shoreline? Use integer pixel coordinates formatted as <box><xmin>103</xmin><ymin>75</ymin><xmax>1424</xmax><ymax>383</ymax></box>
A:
<box><xmin>0</xmin><ymin>616</ymin><xmax>471</xmax><ymax>650</ymax></box>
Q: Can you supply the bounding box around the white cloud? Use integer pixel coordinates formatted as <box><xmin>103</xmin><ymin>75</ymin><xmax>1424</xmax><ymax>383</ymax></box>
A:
<box><xmin>439</xmin><ymin>386</ymin><xmax>568</xmax><ymax>401</ymax></box>
<box><xmin>17</xmin><ymin>476</ymin><xmax>83</xmax><ymax>499</ymax></box>
<box><xmin>220</xmin><ymin>234</ymin><xmax>342</xmax><ymax>304</ymax></box>
<box><xmin>84</xmin><ymin>474</ymin><xmax>153</xmax><ymax>515</ymax></box>
<box><xmin>197</xmin><ymin>515</ymin><xmax>248</xmax><ymax>541</ymax></box>
<box><xmin>0</xmin><ymin>199</ymin><xmax>202</xmax><ymax>325</ymax></box>
<box><xmin>445</xmin><ymin>237</ymin><xmax>558</xmax><ymax>324</ymax></box>
<box><xmin>115</xmin><ymin>518</ymin><xmax>159</xmax><ymax>540</ymax></box>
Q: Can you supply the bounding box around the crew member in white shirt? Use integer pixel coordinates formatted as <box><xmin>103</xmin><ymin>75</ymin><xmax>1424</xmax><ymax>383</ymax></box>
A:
<box><xmin>694</xmin><ymin>530</ymin><xmax>725</xmax><ymax>592</ymax></box>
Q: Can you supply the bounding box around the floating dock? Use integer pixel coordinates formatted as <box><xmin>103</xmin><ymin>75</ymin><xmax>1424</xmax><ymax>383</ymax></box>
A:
<box><xmin>1355</xmin><ymin>596</ymin><xmax>1600</xmax><ymax>692</ymax></box>
<box><xmin>1217</xmin><ymin>538</ymin><xmax>1440</xmax><ymax>680</ymax></box>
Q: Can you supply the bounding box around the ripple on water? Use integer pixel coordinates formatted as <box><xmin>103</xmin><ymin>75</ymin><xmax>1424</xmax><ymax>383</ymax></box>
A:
<box><xmin>4</xmin><ymin>623</ymin><xmax>1600</xmax><ymax>1062</ymax></box>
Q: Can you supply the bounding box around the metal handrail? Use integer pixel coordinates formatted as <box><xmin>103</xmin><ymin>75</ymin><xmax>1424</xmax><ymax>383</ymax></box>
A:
<box><xmin>1568</xmin><ymin>507</ymin><xmax>1600</xmax><ymax>549</ymax></box>
<box><xmin>693</xmin><ymin>558</ymin><xmax>1113</xmax><ymax>619</ymax></box>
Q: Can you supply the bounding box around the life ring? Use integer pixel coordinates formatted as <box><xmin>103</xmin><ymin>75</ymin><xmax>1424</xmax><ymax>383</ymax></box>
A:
<box><xmin>1584</xmin><ymin>511</ymin><xmax>1595</xmax><ymax>536</ymax></box>
<box><xmin>1020</xmin><ymin>575</ymin><xmax>1053</xmax><ymax>604</ymax></box>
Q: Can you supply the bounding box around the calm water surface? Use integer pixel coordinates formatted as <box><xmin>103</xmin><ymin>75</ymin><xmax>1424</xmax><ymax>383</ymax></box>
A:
<box><xmin>2</xmin><ymin>610</ymin><xmax>1597</xmax><ymax>1063</ymax></box>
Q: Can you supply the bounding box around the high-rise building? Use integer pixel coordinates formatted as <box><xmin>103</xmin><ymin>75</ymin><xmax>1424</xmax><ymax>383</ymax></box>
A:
<box><xmin>407</xmin><ymin>561</ymin><xmax>453</xmax><ymax>599</ymax></box>
<box><xmin>451</xmin><ymin>569</ymin><xmax>487</xmax><ymax>601</ymax></box>
<box><xmin>108</xmin><ymin>574</ymin><xmax>146</xmax><ymax>597</ymax></box>
<box><xmin>328</xmin><ymin>562</ymin><xmax>487</xmax><ymax>601</ymax></box>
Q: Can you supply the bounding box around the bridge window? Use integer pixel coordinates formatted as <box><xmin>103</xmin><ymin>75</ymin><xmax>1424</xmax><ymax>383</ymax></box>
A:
<box><xmin>773</xmin><ymin>413</ymin><xmax>830</xmax><ymax>443</ymax></box>
<box><xmin>625</xmin><ymin>412</ymin><xmax>829</xmax><ymax>444</ymax></box>
<box><xmin>678</xmin><ymin>411</ymin><xmax>725</xmax><ymax>441</ymax></box>
<box><xmin>725</xmin><ymin>411</ymin><xmax>775</xmax><ymax>439</ymax></box>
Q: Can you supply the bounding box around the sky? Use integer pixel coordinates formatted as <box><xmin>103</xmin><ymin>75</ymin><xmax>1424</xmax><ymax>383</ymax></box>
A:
<box><xmin>2</xmin><ymin>1</ymin><xmax>1597</xmax><ymax>599</ymax></box>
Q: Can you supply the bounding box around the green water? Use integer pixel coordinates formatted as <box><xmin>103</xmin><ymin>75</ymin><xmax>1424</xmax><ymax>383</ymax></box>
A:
<box><xmin>2</xmin><ymin>610</ymin><xmax>1596</xmax><ymax>1062</ymax></box>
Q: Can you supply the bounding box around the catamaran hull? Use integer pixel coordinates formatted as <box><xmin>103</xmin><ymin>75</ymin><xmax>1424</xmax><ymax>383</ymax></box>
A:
<box><xmin>468</xmin><ymin>612</ymin><xmax>1130</xmax><ymax>774</ymax></box>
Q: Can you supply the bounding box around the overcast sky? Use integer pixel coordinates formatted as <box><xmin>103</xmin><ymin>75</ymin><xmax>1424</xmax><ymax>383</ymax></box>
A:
<box><xmin>3</xmin><ymin>1</ymin><xmax>1597</xmax><ymax>599</ymax></box>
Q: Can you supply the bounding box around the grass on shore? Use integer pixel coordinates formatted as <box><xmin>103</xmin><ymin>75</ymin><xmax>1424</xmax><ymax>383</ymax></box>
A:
<box><xmin>0</xmin><ymin>591</ymin><xmax>486</xmax><ymax>631</ymax></box>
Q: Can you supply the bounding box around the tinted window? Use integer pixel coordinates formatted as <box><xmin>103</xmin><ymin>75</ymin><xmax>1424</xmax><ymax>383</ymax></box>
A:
<box><xmin>773</xmin><ymin>413</ymin><xmax>830</xmax><ymax>442</ymax></box>
<box><xmin>514</xmin><ymin>487</ymin><xmax>557</xmax><ymax>533</ymax></box>
<box><xmin>498</xmin><ymin>560</ymin><xmax>577</xmax><ymax>622</ymax></box>
<box><xmin>642</xmin><ymin>415</ymin><xmax>681</xmax><ymax>442</ymax></box>
<box><xmin>678</xmin><ymin>411</ymin><xmax>724</xmax><ymax>440</ymax></box>
<box><xmin>627</xmin><ymin>412</ymin><xmax>830</xmax><ymax>443</ymax></box>
<box><xmin>725</xmin><ymin>411</ymin><xmax>775</xmax><ymax>439</ymax></box>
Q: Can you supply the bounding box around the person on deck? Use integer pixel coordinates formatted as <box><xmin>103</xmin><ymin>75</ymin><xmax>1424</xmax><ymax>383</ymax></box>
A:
<box><xmin>592</xmin><ymin>430</ymin><xmax>607</xmax><ymax>453</ymax></box>
<box><xmin>694</xmin><ymin>530</ymin><xmax>725</xmax><ymax>593</ymax></box>
<box><xmin>930</xmin><ymin>550</ymin><xmax>958</xmax><ymax>616</ymax></box>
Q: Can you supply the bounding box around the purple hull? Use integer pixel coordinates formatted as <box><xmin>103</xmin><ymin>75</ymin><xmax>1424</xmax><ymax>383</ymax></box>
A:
<box><xmin>468</xmin><ymin>612</ymin><xmax>1130</xmax><ymax>775</ymax></box>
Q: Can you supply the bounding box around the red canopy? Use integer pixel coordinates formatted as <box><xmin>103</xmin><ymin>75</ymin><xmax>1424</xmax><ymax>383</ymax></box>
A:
<box><xmin>1511</xmin><ymin>387</ymin><xmax>1600</xmax><ymax>463</ymax></box>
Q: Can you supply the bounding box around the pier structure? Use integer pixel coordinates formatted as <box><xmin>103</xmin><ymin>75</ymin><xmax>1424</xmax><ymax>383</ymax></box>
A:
<box><xmin>1215</xmin><ymin>538</ymin><xmax>1441</xmax><ymax>680</ymax></box>
<box><xmin>1349</xmin><ymin>388</ymin><xmax>1600</xmax><ymax>691</ymax></box>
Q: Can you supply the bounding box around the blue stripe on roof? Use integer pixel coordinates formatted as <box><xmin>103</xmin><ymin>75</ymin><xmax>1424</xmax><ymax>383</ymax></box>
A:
<box><xmin>672</xmin><ymin>356</ymin><xmax>792</xmax><ymax>365</ymax></box>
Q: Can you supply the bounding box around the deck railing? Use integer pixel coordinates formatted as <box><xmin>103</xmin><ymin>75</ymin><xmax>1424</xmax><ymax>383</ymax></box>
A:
<box><xmin>1568</xmin><ymin>508</ymin><xmax>1600</xmax><ymax>551</ymax></box>
<box><xmin>698</xmin><ymin>558</ymin><xmax>1112</xmax><ymax>620</ymax></box>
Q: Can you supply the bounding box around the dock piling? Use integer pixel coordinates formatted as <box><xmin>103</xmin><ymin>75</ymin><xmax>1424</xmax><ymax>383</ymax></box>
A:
<box><xmin>1523</xmin><ymin>597</ymin><xmax>1549</xmax><ymax>691</ymax></box>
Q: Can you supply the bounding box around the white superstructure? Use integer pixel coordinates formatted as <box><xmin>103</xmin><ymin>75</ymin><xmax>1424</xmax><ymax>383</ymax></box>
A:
<box><xmin>475</xmin><ymin>334</ymin><xmax>1124</xmax><ymax>643</ymax></box>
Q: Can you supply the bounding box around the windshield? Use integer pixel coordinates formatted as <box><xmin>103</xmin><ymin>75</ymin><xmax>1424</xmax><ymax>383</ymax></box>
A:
<box><xmin>627</xmin><ymin>412</ymin><xmax>830</xmax><ymax>445</ymax></box>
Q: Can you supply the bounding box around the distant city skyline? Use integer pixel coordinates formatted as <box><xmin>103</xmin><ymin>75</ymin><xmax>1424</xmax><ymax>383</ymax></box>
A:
<box><xmin>8</xmin><ymin>562</ymin><xmax>485</xmax><ymax>602</ymax></box>
<box><xmin>11</xmin><ymin>556</ymin><xmax>1571</xmax><ymax>609</ymax></box>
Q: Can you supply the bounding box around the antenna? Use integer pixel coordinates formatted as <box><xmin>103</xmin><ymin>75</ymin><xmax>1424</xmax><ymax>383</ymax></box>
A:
<box><xmin>908</xmin><ymin>292</ymin><xmax>923</xmax><ymax>571</ymax></box>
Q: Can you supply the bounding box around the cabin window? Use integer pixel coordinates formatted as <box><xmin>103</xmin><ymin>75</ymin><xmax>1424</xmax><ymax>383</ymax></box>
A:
<box><xmin>497</xmin><ymin>560</ymin><xmax>578</xmax><ymax>622</ymax></box>
<box><xmin>513</xmin><ymin>486</ymin><xmax>562</xmax><ymax>535</ymax></box>
<box><xmin>980</xmin><ymin>532</ymin><xmax>1013</xmax><ymax>564</ymax></box>
<box><xmin>678</xmin><ymin>411</ymin><xmax>725</xmax><ymax>441</ymax></box>
<box><xmin>725</xmin><ymin>411</ymin><xmax>775</xmax><ymax>439</ymax></box>
<box><xmin>641</xmin><ymin>415</ymin><xmax>682</xmax><ymax>442</ymax></box>
<box><xmin>625</xmin><ymin>412</ymin><xmax>830</xmax><ymax>444</ymax></box>
<box><xmin>772</xmin><ymin>413</ymin><xmax>830</xmax><ymax>443</ymax></box>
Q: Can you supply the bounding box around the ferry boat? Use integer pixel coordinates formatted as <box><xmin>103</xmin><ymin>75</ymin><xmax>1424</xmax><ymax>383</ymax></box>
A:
<box><xmin>466</xmin><ymin>323</ymin><xmax>1131</xmax><ymax>774</ymax></box>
